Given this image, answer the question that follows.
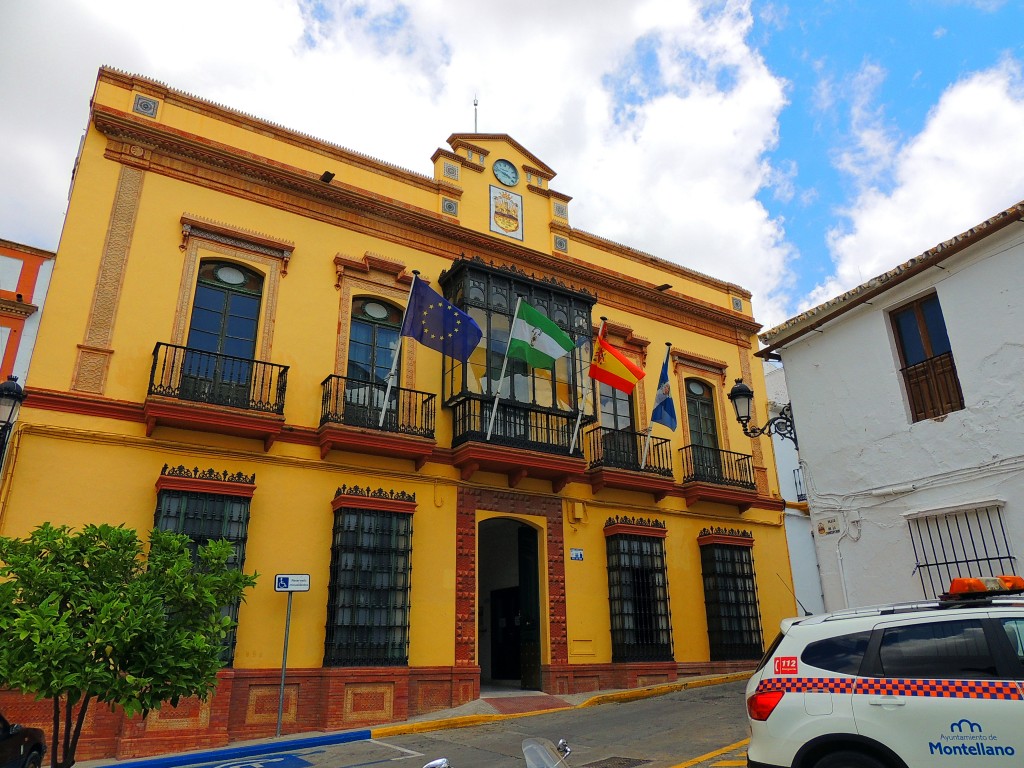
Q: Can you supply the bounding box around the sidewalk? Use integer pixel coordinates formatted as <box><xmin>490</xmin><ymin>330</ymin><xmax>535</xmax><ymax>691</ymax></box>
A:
<box><xmin>80</xmin><ymin>671</ymin><xmax>752</xmax><ymax>768</ymax></box>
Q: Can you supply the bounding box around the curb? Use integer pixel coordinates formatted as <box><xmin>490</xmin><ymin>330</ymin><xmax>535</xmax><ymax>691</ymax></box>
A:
<box><xmin>93</xmin><ymin>672</ymin><xmax>752</xmax><ymax>768</ymax></box>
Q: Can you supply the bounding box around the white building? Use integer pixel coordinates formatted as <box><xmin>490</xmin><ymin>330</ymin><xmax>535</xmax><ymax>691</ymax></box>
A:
<box><xmin>759</xmin><ymin>200</ymin><xmax>1024</xmax><ymax>610</ymax></box>
<box><xmin>764</xmin><ymin>363</ymin><xmax>825</xmax><ymax>615</ymax></box>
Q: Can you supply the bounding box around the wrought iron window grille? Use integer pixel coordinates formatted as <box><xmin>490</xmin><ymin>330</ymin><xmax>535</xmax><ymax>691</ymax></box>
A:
<box><xmin>605</xmin><ymin>533</ymin><xmax>674</xmax><ymax>663</ymax></box>
<box><xmin>324</xmin><ymin>507</ymin><xmax>413</xmax><ymax>667</ymax></box>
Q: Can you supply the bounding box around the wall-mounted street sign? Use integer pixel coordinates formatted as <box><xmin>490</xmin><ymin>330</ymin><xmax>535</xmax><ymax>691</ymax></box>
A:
<box><xmin>275</xmin><ymin>574</ymin><xmax>310</xmax><ymax>592</ymax></box>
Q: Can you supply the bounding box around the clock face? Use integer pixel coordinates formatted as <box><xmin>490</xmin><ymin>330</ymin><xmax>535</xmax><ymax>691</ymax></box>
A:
<box><xmin>493</xmin><ymin>159</ymin><xmax>519</xmax><ymax>186</ymax></box>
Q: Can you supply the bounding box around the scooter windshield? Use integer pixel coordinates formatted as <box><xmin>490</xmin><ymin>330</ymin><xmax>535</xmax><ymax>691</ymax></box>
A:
<box><xmin>522</xmin><ymin>738</ymin><xmax>564</xmax><ymax>768</ymax></box>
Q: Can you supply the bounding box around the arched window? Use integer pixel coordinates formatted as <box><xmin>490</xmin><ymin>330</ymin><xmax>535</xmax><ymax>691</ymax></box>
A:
<box><xmin>181</xmin><ymin>261</ymin><xmax>263</xmax><ymax>407</ymax></box>
<box><xmin>347</xmin><ymin>298</ymin><xmax>402</xmax><ymax>384</ymax></box>
<box><xmin>685</xmin><ymin>378</ymin><xmax>722</xmax><ymax>481</ymax></box>
<box><xmin>344</xmin><ymin>298</ymin><xmax>403</xmax><ymax>428</ymax></box>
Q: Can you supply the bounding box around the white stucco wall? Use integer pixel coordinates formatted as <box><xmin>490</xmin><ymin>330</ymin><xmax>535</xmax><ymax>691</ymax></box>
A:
<box><xmin>764</xmin><ymin>364</ymin><xmax>801</xmax><ymax>499</ymax></box>
<box><xmin>763</xmin><ymin>363</ymin><xmax>825</xmax><ymax>614</ymax></box>
<box><xmin>777</xmin><ymin>224</ymin><xmax>1024</xmax><ymax>610</ymax></box>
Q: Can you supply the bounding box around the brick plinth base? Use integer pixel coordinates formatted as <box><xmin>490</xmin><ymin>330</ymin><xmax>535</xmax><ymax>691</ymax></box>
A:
<box><xmin>0</xmin><ymin>665</ymin><xmax>478</xmax><ymax>762</ymax></box>
<box><xmin>1</xmin><ymin>659</ymin><xmax>752</xmax><ymax>761</ymax></box>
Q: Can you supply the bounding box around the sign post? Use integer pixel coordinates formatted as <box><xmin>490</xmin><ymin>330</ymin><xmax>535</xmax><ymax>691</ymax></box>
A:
<box><xmin>274</xmin><ymin>574</ymin><xmax>310</xmax><ymax>737</ymax></box>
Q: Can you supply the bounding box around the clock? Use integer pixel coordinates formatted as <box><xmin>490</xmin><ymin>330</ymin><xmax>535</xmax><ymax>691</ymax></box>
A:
<box><xmin>492</xmin><ymin>159</ymin><xmax>519</xmax><ymax>186</ymax></box>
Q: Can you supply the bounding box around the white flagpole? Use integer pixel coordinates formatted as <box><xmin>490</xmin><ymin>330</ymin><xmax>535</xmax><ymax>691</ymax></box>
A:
<box><xmin>486</xmin><ymin>296</ymin><xmax>521</xmax><ymax>441</ymax></box>
<box><xmin>569</xmin><ymin>377</ymin><xmax>588</xmax><ymax>454</ymax></box>
<box><xmin>379</xmin><ymin>273</ymin><xmax>417</xmax><ymax>427</ymax></box>
<box><xmin>378</xmin><ymin>337</ymin><xmax>403</xmax><ymax>428</ymax></box>
<box><xmin>639</xmin><ymin>424</ymin><xmax>653</xmax><ymax>469</ymax></box>
<box><xmin>570</xmin><ymin>318</ymin><xmax>604</xmax><ymax>454</ymax></box>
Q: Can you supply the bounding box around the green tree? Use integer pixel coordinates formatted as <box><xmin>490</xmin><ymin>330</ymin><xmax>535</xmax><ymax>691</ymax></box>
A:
<box><xmin>0</xmin><ymin>523</ymin><xmax>258</xmax><ymax>768</ymax></box>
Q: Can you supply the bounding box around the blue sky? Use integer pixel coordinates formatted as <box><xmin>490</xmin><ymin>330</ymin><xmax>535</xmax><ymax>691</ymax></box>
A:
<box><xmin>2</xmin><ymin>0</ymin><xmax>1023</xmax><ymax>330</ymax></box>
<box><xmin>757</xmin><ymin>0</ymin><xmax>1024</xmax><ymax>304</ymax></box>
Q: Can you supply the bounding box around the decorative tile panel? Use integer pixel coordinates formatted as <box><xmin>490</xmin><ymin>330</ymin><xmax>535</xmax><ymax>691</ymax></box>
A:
<box><xmin>442</xmin><ymin>198</ymin><xmax>458</xmax><ymax>216</ymax></box>
<box><xmin>133</xmin><ymin>94</ymin><xmax>159</xmax><ymax>118</ymax></box>
<box><xmin>247</xmin><ymin>685</ymin><xmax>296</xmax><ymax>724</ymax></box>
<box><xmin>443</xmin><ymin>162</ymin><xmax>460</xmax><ymax>180</ymax></box>
<box><xmin>554</xmin><ymin>236</ymin><xmax>568</xmax><ymax>252</ymax></box>
<box><xmin>144</xmin><ymin>698</ymin><xmax>210</xmax><ymax>731</ymax></box>
<box><xmin>344</xmin><ymin>684</ymin><xmax>393</xmax><ymax>720</ymax></box>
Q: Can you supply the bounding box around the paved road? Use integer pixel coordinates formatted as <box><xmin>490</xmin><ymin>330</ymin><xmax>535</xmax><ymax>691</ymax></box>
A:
<box><xmin>187</xmin><ymin>680</ymin><xmax>751</xmax><ymax>768</ymax></box>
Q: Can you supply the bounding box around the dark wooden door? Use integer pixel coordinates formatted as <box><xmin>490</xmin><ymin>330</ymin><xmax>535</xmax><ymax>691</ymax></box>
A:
<box><xmin>490</xmin><ymin>586</ymin><xmax>521</xmax><ymax>680</ymax></box>
<box><xmin>519</xmin><ymin>526</ymin><xmax>541</xmax><ymax>690</ymax></box>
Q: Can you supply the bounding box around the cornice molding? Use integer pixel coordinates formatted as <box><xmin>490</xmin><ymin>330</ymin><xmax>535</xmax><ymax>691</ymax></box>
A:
<box><xmin>603</xmin><ymin>523</ymin><xmax>668</xmax><ymax>539</ymax></box>
<box><xmin>0</xmin><ymin>239</ymin><xmax>55</xmax><ymax>260</ymax></box>
<box><xmin>92</xmin><ymin>106</ymin><xmax>760</xmax><ymax>338</ymax></box>
<box><xmin>569</xmin><ymin>227</ymin><xmax>753</xmax><ymax>301</ymax></box>
<box><xmin>0</xmin><ymin>298</ymin><xmax>38</xmax><ymax>319</ymax></box>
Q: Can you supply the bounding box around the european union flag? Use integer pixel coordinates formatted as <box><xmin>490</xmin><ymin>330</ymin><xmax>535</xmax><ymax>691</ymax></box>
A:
<box><xmin>400</xmin><ymin>277</ymin><xmax>483</xmax><ymax>362</ymax></box>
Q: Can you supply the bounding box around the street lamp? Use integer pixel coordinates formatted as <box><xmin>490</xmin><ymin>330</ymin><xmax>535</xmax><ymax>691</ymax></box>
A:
<box><xmin>0</xmin><ymin>375</ymin><xmax>26</xmax><ymax>462</ymax></box>
<box><xmin>728</xmin><ymin>377</ymin><xmax>798</xmax><ymax>449</ymax></box>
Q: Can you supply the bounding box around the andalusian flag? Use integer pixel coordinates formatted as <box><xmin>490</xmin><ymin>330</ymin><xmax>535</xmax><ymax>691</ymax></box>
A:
<box><xmin>589</xmin><ymin>322</ymin><xmax>645</xmax><ymax>393</ymax></box>
<box><xmin>507</xmin><ymin>300</ymin><xmax>575</xmax><ymax>368</ymax></box>
<box><xmin>486</xmin><ymin>298</ymin><xmax>575</xmax><ymax>441</ymax></box>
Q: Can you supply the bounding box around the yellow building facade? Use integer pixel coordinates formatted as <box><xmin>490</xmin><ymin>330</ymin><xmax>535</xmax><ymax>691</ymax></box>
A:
<box><xmin>0</xmin><ymin>68</ymin><xmax>794</xmax><ymax>759</ymax></box>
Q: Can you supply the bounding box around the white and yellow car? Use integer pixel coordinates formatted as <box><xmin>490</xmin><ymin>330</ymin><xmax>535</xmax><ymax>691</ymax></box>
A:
<box><xmin>745</xmin><ymin>576</ymin><xmax>1024</xmax><ymax>768</ymax></box>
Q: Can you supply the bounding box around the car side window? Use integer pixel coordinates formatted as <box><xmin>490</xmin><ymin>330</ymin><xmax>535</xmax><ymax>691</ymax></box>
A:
<box><xmin>1001</xmin><ymin>618</ymin><xmax>1024</xmax><ymax>670</ymax></box>
<box><xmin>801</xmin><ymin>630</ymin><xmax>871</xmax><ymax>674</ymax></box>
<box><xmin>877</xmin><ymin>619</ymin><xmax>999</xmax><ymax>679</ymax></box>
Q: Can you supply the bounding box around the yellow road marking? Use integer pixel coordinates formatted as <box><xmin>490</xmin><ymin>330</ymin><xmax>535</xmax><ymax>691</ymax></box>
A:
<box><xmin>669</xmin><ymin>739</ymin><xmax>749</xmax><ymax>768</ymax></box>
<box><xmin>711</xmin><ymin>761</ymin><xmax>747</xmax><ymax>766</ymax></box>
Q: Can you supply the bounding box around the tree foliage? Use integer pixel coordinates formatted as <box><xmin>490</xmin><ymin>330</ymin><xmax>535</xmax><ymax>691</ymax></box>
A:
<box><xmin>0</xmin><ymin>523</ymin><xmax>258</xmax><ymax>768</ymax></box>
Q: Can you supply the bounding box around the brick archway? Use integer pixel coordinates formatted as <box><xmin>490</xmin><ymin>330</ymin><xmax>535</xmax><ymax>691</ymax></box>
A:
<box><xmin>455</xmin><ymin>488</ymin><xmax>567</xmax><ymax>679</ymax></box>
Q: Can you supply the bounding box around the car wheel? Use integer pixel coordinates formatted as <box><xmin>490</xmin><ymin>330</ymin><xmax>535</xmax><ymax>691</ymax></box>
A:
<box><xmin>24</xmin><ymin>752</ymin><xmax>42</xmax><ymax>768</ymax></box>
<box><xmin>812</xmin><ymin>751</ymin><xmax>888</xmax><ymax>768</ymax></box>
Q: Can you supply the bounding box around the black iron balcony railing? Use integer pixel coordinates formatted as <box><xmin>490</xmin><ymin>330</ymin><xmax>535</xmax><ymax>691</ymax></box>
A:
<box><xmin>679</xmin><ymin>444</ymin><xmax>755</xmax><ymax>489</ymax></box>
<box><xmin>450</xmin><ymin>395</ymin><xmax>583</xmax><ymax>456</ymax></box>
<box><xmin>320</xmin><ymin>375</ymin><xmax>436</xmax><ymax>438</ymax></box>
<box><xmin>149</xmin><ymin>342</ymin><xmax>288</xmax><ymax>414</ymax></box>
<box><xmin>586</xmin><ymin>426</ymin><xmax>673</xmax><ymax>477</ymax></box>
<box><xmin>793</xmin><ymin>467</ymin><xmax>807</xmax><ymax>501</ymax></box>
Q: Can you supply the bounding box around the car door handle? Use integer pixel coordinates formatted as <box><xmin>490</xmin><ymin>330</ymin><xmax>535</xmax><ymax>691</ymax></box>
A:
<box><xmin>867</xmin><ymin>695</ymin><xmax>906</xmax><ymax>707</ymax></box>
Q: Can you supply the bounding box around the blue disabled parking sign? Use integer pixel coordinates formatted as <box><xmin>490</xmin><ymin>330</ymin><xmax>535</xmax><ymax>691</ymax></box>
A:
<box><xmin>274</xmin><ymin>574</ymin><xmax>310</xmax><ymax>592</ymax></box>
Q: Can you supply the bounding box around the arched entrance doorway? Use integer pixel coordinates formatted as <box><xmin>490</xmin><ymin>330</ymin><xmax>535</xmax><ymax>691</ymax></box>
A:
<box><xmin>477</xmin><ymin>518</ymin><xmax>542</xmax><ymax>690</ymax></box>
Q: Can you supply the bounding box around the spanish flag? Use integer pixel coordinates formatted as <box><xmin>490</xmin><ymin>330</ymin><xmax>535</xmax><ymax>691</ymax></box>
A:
<box><xmin>589</xmin><ymin>323</ymin><xmax>645</xmax><ymax>394</ymax></box>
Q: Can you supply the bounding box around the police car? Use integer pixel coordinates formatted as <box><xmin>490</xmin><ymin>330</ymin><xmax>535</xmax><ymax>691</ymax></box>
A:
<box><xmin>745</xmin><ymin>576</ymin><xmax>1024</xmax><ymax>768</ymax></box>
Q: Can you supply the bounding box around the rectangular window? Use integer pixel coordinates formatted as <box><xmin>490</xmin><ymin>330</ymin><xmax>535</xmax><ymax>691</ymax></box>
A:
<box><xmin>605</xmin><ymin>534</ymin><xmax>674</xmax><ymax>662</ymax></box>
<box><xmin>154</xmin><ymin>490</ymin><xmax>251</xmax><ymax>664</ymax></box>
<box><xmin>325</xmin><ymin>507</ymin><xmax>412</xmax><ymax>666</ymax></box>
<box><xmin>908</xmin><ymin>504</ymin><xmax>1017</xmax><ymax>599</ymax></box>
<box><xmin>891</xmin><ymin>293</ymin><xmax>964</xmax><ymax>421</ymax></box>
<box><xmin>700</xmin><ymin>543</ymin><xmax>763</xmax><ymax>661</ymax></box>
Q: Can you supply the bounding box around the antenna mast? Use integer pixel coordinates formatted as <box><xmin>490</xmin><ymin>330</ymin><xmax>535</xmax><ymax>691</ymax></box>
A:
<box><xmin>474</xmin><ymin>95</ymin><xmax>479</xmax><ymax>132</ymax></box>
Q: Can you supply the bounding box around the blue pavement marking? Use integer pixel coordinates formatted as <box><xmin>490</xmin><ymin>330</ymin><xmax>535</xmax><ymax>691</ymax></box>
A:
<box><xmin>99</xmin><ymin>730</ymin><xmax>372</xmax><ymax>768</ymax></box>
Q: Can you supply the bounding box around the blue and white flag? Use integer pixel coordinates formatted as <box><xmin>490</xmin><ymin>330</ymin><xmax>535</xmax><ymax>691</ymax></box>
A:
<box><xmin>650</xmin><ymin>345</ymin><xmax>677</xmax><ymax>430</ymax></box>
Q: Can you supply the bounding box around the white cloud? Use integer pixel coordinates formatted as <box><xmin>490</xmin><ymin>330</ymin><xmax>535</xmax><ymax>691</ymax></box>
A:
<box><xmin>832</xmin><ymin>61</ymin><xmax>899</xmax><ymax>191</ymax></box>
<box><xmin>805</xmin><ymin>56</ymin><xmax>1024</xmax><ymax>310</ymax></box>
<box><xmin>0</xmin><ymin>0</ymin><xmax>796</xmax><ymax>325</ymax></box>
